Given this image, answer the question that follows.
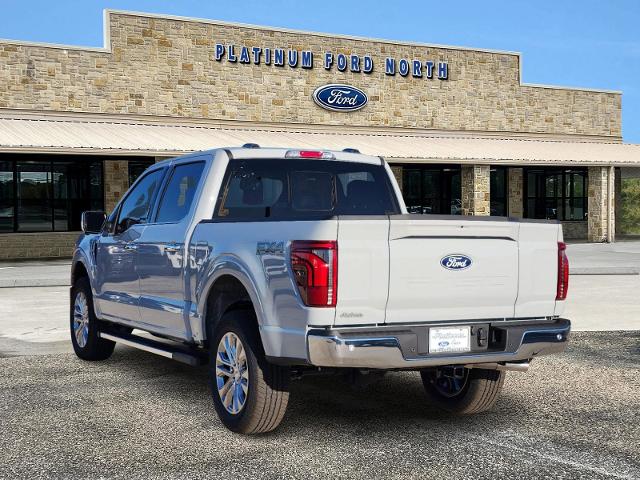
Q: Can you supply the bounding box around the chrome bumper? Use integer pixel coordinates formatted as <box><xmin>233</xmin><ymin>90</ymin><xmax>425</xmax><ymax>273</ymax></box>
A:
<box><xmin>307</xmin><ymin>318</ymin><xmax>570</xmax><ymax>370</ymax></box>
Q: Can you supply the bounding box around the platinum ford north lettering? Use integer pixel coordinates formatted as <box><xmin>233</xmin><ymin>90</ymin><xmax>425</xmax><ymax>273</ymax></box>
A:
<box><xmin>70</xmin><ymin>146</ymin><xmax>571</xmax><ymax>434</ymax></box>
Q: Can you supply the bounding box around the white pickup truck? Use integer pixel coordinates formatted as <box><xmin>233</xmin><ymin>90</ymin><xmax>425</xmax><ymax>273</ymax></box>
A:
<box><xmin>71</xmin><ymin>146</ymin><xmax>571</xmax><ymax>434</ymax></box>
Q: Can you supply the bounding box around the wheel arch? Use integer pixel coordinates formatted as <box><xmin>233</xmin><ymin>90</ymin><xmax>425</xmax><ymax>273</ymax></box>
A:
<box><xmin>201</xmin><ymin>270</ymin><xmax>266</xmax><ymax>349</ymax></box>
<box><xmin>71</xmin><ymin>260</ymin><xmax>89</xmax><ymax>285</ymax></box>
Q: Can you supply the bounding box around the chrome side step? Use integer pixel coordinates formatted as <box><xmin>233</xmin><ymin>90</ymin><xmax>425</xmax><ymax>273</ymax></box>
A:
<box><xmin>99</xmin><ymin>331</ymin><xmax>207</xmax><ymax>366</ymax></box>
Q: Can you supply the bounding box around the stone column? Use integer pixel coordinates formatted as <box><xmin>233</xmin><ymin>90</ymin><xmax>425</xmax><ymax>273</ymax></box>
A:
<box><xmin>389</xmin><ymin>165</ymin><xmax>403</xmax><ymax>193</ymax></box>
<box><xmin>461</xmin><ymin>165</ymin><xmax>490</xmax><ymax>216</ymax></box>
<box><xmin>507</xmin><ymin>167</ymin><xmax>524</xmax><ymax>218</ymax></box>
<box><xmin>104</xmin><ymin>160</ymin><xmax>129</xmax><ymax>214</ymax></box>
<box><xmin>587</xmin><ymin>166</ymin><xmax>615</xmax><ymax>242</ymax></box>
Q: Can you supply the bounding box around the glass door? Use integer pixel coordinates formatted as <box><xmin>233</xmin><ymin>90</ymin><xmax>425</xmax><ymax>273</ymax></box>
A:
<box><xmin>17</xmin><ymin>162</ymin><xmax>52</xmax><ymax>232</ymax></box>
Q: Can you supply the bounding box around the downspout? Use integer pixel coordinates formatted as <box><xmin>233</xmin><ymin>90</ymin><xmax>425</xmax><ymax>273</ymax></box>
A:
<box><xmin>607</xmin><ymin>166</ymin><xmax>615</xmax><ymax>243</ymax></box>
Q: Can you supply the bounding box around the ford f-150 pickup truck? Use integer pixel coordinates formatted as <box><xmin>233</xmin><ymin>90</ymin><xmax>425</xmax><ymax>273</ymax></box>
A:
<box><xmin>71</xmin><ymin>146</ymin><xmax>571</xmax><ymax>434</ymax></box>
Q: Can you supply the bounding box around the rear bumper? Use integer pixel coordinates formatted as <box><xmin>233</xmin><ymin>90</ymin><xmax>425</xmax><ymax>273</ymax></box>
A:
<box><xmin>307</xmin><ymin>318</ymin><xmax>570</xmax><ymax>370</ymax></box>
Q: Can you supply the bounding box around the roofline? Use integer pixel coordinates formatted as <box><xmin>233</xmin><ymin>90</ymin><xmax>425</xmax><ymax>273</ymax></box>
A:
<box><xmin>0</xmin><ymin>108</ymin><xmax>625</xmax><ymax>144</ymax></box>
<box><xmin>0</xmin><ymin>9</ymin><xmax>622</xmax><ymax>96</ymax></box>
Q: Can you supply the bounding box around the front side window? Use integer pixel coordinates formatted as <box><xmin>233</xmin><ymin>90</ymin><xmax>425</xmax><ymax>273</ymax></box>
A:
<box><xmin>156</xmin><ymin>162</ymin><xmax>205</xmax><ymax>223</ymax></box>
<box><xmin>116</xmin><ymin>169</ymin><xmax>164</xmax><ymax>232</ymax></box>
<box><xmin>128</xmin><ymin>159</ymin><xmax>155</xmax><ymax>186</ymax></box>
<box><xmin>525</xmin><ymin>168</ymin><xmax>587</xmax><ymax>221</ymax></box>
<box><xmin>216</xmin><ymin>159</ymin><xmax>399</xmax><ymax>220</ymax></box>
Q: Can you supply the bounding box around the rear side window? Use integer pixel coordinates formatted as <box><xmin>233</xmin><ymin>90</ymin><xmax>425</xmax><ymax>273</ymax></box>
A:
<box><xmin>215</xmin><ymin>159</ymin><xmax>399</xmax><ymax>220</ymax></box>
<box><xmin>156</xmin><ymin>162</ymin><xmax>205</xmax><ymax>223</ymax></box>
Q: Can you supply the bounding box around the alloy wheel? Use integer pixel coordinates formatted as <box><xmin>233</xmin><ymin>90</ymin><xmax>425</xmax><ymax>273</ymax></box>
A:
<box><xmin>215</xmin><ymin>332</ymin><xmax>249</xmax><ymax>415</ymax></box>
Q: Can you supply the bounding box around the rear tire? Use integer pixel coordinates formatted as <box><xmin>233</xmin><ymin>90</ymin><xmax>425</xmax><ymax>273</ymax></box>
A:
<box><xmin>209</xmin><ymin>309</ymin><xmax>290</xmax><ymax>434</ymax></box>
<box><xmin>420</xmin><ymin>366</ymin><xmax>505</xmax><ymax>414</ymax></box>
<box><xmin>70</xmin><ymin>277</ymin><xmax>115</xmax><ymax>361</ymax></box>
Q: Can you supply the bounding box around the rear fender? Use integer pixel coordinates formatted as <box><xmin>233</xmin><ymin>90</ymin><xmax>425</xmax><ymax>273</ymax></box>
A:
<box><xmin>195</xmin><ymin>255</ymin><xmax>267</xmax><ymax>346</ymax></box>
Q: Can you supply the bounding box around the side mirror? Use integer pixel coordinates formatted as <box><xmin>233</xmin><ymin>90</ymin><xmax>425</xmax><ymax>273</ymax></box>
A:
<box><xmin>81</xmin><ymin>211</ymin><xmax>106</xmax><ymax>234</ymax></box>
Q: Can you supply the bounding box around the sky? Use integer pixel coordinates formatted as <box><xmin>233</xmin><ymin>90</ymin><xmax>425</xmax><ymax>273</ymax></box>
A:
<box><xmin>1</xmin><ymin>0</ymin><xmax>638</xmax><ymax>142</ymax></box>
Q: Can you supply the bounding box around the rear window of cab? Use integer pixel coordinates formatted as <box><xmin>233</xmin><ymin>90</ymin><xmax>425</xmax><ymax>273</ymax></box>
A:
<box><xmin>215</xmin><ymin>159</ymin><xmax>400</xmax><ymax>220</ymax></box>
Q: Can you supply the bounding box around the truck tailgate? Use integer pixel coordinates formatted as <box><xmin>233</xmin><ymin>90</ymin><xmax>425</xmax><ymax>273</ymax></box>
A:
<box><xmin>385</xmin><ymin>216</ymin><xmax>520</xmax><ymax>324</ymax></box>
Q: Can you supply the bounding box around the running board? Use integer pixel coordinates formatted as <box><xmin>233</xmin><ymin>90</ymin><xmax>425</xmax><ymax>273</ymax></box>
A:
<box><xmin>99</xmin><ymin>331</ymin><xmax>207</xmax><ymax>366</ymax></box>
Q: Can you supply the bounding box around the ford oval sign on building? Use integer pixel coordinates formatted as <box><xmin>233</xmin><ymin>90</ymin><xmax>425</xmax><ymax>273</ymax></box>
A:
<box><xmin>440</xmin><ymin>254</ymin><xmax>473</xmax><ymax>271</ymax></box>
<box><xmin>312</xmin><ymin>84</ymin><xmax>368</xmax><ymax>112</ymax></box>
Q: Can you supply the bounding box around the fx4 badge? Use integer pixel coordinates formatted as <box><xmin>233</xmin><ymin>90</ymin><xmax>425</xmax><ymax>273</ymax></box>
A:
<box><xmin>256</xmin><ymin>241</ymin><xmax>284</xmax><ymax>255</ymax></box>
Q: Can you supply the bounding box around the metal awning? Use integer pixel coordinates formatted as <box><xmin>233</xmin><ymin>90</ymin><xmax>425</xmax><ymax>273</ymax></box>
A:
<box><xmin>0</xmin><ymin>113</ymin><xmax>639</xmax><ymax>166</ymax></box>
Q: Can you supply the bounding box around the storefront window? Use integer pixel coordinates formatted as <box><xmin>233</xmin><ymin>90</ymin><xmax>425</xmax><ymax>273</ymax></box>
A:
<box><xmin>490</xmin><ymin>167</ymin><xmax>508</xmax><ymax>216</ymax></box>
<box><xmin>18</xmin><ymin>162</ymin><xmax>52</xmax><ymax>232</ymax></box>
<box><xmin>401</xmin><ymin>165</ymin><xmax>461</xmax><ymax>215</ymax></box>
<box><xmin>0</xmin><ymin>155</ymin><xmax>105</xmax><ymax>232</ymax></box>
<box><xmin>525</xmin><ymin>168</ymin><xmax>587</xmax><ymax>221</ymax></box>
<box><xmin>0</xmin><ymin>161</ymin><xmax>14</xmax><ymax>232</ymax></box>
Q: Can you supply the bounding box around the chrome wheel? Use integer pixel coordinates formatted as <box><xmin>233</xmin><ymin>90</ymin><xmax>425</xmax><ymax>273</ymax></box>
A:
<box><xmin>73</xmin><ymin>291</ymin><xmax>90</xmax><ymax>348</ymax></box>
<box><xmin>215</xmin><ymin>332</ymin><xmax>249</xmax><ymax>415</ymax></box>
<box><xmin>431</xmin><ymin>366</ymin><xmax>469</xmax><ymax>398</ymax></box>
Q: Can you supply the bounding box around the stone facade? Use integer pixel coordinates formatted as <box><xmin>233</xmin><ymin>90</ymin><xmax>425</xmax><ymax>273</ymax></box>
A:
<box><xmin>390</xmin><ymin>166</ymin><xmax>403</xmax><ymax>193</ymax></box>
<box><xmin>587</xmin><ymin>166</ymin><xmax>615</xmax><ymax>242</ymax></box>
<box><xmin>461</xmin><ymin>165</ymin><xmax>490</xmax><ymax>216</ymax></box>
<box><xmin>104</xmin><ymin>160</ymin><xmax>130</xmax><ymax>214</ymax></box>
<box><xmin>507</xmin><ymin>167</ymin><xmax>524</xmax><ymax>218</ymax></box>
<box><xmin>0</xmin><ymin>11</ymin><xmax>621</xmax><ymax>138</ymax></box>
<box><xmin>0</xmin><ymin>11</ymin><xmax>626</xmax><ymax>259</ymax></box>
<box><xmin>0</xmin><ymin>232</ymin><xmax>78</xmax><ymax>260</ymax></box>
<box><xmin>562</xmin><ymin>221</ymin><xmax>588</xmax><ymax>240</ymax></box>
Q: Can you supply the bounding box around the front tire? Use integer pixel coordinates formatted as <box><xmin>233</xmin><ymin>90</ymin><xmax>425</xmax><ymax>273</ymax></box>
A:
<box><xmin>209</xmin><ymin>310</ymin><xmax>290</xmax><ymax>434</ymax></box>
<box><xmin>70</xmin><ymin>277</ymin><xmax>115</xmax><ymax>361</ymax></box>
<box><xmin>420</xmin><ymin>366</ymin><xmax>505</xmax><ymax>414</ymax></box>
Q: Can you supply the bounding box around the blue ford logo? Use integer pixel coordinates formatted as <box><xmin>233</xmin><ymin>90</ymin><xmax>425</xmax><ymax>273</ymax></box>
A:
<box><xmin>438</xmin><ymin>341</ymin><xmax>449</xmax><ymax>348</ymax></box>
<box><xmin>312</xmin><ymin>84</ymin><xmax>368</xmax><ymax>112</ymax></box>
<box><xmin>440</xmin><ymin>254</ymin><xmax>473</xmax><ymax>271</ymax></box>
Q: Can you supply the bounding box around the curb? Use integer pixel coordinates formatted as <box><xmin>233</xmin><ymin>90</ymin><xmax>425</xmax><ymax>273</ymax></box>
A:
<box><xmin>0</xmin><ymin>280</ymin><xmax>70</xmax><ymax>288</ymax></box>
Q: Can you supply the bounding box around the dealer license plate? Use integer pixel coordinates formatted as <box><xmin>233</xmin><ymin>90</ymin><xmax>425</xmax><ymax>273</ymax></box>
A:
<box><xmin>429</xmin><ymin>326</ymin><xmax>471</xmax><ymax>354</ymax></box>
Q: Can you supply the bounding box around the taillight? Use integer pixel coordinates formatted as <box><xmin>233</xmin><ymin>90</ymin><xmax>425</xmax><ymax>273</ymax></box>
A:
<box><xmin>290</xmin><ymin>240</ymin><xmax>338</xmax><ymax>307</ymax></box>
<box><xmin>556</xmin><ymin>242</ymin><xmax>569</xmax><ymax>300</ymax></box>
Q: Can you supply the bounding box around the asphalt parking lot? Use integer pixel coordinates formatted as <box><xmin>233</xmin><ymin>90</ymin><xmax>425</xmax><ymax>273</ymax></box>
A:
<box><xmin>1</xmin><ymin>332</ymin><xmax>638</xmax><ymax>480</ymax></box>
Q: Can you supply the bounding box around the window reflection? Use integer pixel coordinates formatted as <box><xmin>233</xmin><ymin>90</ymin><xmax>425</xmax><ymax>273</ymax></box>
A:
<box><xmin>525</xmin><ymin>168</ymin><xmax>587</xmax><ymax>221</ymax></box>
<box><xmin>401</xmin><ymin>165</ymin><xmax>461</xmax><ymax>215</ymax></box>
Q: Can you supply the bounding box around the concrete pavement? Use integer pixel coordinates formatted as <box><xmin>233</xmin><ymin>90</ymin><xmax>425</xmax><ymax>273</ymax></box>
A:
<box><xmin>0</xmin><ymin>259</ymin><xmax>70</xmax><ymax>287</ymax></box>
<box><xmin>567</xmin><ymin>242</ymin><xmax>640</xmax><ymax>275</ymax></box>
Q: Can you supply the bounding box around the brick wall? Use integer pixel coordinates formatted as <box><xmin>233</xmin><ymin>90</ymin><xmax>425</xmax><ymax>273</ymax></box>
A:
<box><xmin>0</xmin><ymin>11</ymin><xmax>621</xmax><ymax>138</ymax></box>
<box><xmin>0</xmin><ymin>232</ymin><xmax>78</xmax><ymax>260</ymax></box>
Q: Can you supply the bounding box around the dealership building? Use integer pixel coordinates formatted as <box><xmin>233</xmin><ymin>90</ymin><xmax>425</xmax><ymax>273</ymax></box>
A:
<box><xmin>0</xmin><ymin>10</ymin><xmax>639</xmax><ymax>259</ymax></box>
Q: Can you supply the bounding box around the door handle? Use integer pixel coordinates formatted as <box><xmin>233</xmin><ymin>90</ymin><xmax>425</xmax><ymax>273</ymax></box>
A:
<box><xmin>124</xmin><ymin>244</ymin><xmax>138</xmax><ymax>251</ymax></box>
<box><xmin>164</xmin><ymin>243</ymin><xmax>181</xmax><ymax>253</ymax></box>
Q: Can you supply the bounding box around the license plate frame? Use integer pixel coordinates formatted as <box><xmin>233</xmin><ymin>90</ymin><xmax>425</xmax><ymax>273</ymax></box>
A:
<box><xmin>429</xmin><ymin>326</ymin><xmax>472</xmax><ymax>354</ymax></box>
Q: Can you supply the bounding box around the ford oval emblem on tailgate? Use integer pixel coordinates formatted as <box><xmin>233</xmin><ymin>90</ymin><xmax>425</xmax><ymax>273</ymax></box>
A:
<box><xmin>312</xmin><ymin>84</ymin><xmax>368</xmax><ymax>112</ymax></box>
<box><xmin>440</xmin><ymin>254</ymin><xmax>473</xmax><ymax>271</ymax></box>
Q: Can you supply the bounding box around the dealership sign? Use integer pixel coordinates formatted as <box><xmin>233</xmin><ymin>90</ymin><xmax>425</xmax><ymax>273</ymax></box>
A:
<box><xmin>214</xmin><ymin>43</ymin><xmax>449</xmax><ymax>80</ymax></box>
<box><xmin>313</xmin><ymin>84</ymin><xmax>368</xmax><ymax>112</ymax></box>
